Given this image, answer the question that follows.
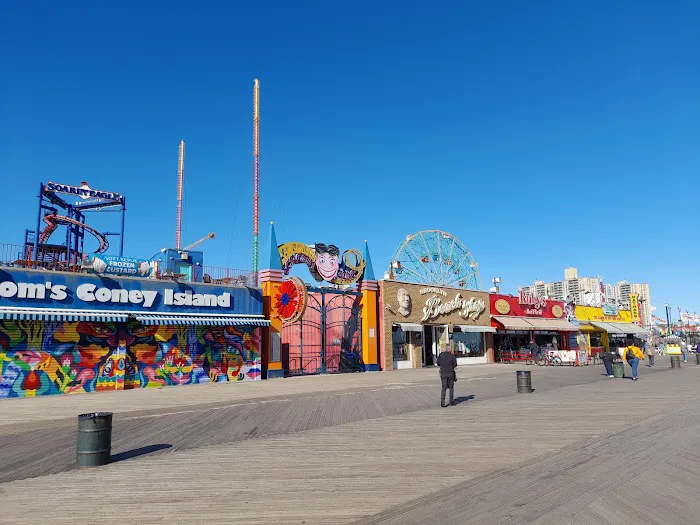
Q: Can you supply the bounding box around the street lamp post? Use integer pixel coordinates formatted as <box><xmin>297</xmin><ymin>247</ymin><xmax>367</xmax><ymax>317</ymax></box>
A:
<box><xmin>665</xmin><ymin>304</ymin><xmax>671</xmax><ymax>336</ymax></box>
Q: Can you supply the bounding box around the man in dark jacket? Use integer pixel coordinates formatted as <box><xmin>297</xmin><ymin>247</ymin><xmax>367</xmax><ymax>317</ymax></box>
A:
<box><xmin>599</xmin><ymin>350</ymin><xmax>615</xmax><ymax>377</ymax></box>
<box><xmin>528</xmin><ymin>340</ymin><xmax>540</xmax><ymax>361</ymax></box>
<box><xmin>437</xmin><ymin>346</ymin><xmax>457</xmax><ymax>407</ymax></box>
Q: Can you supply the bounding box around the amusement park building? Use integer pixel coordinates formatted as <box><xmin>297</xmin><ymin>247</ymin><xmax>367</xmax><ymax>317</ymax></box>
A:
<box><xmin>0</xmin><ymin>180</ymin><xmax>270</xmax><ymax>397</ymax></box>
<box><xmin>0</xmin><ymin>267</ymin><xmax>268</xmax><ymax>397</ymax></box>
<box><xmin>489</xmin><ymin>292</ymin><xmax>580</xmax><ymax>361</ymax></box>
<box><xmin>379</xmin><ymin>281</ymin><xmax>494</xmax><ymax>370</ymax></box>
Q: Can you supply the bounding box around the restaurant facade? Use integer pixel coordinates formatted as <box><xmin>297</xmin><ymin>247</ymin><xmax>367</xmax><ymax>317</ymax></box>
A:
<box><xmin>0</xmin><ymin>267</ymin><xmax>268</xmax><ymax>397</ymax></box>
<box><xmin>378</xmin><ymin>280</ymin><xmax>493</xmax><ymax>370</ymax></box>
<box><xmin>574</xmin><ymin>304</ymin><xmax>646</xmax><ymax>355</ymax></box>
<box><xmin>490</xmin><ymin>291</ymin><xmax>580</xmax><ymax>360</ymax></box>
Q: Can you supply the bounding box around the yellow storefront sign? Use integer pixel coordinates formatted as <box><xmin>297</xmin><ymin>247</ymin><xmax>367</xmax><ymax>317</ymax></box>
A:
<box><xmin>630</xmin><ymin>293</ymin><xmax>640</xmax><ymax>323</ymax></box>
<box><xmin>665</xmin><ymin>343</ymin><xmax>682</xmax><ymax>355</ymax></box>
<box><xmin>575</xmin><ymin>306</ymin><xmax>633</xmax><ymax>323</ymax></box>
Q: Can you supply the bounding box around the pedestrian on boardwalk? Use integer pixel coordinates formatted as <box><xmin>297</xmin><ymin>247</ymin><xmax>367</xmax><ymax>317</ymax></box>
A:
<box><xmin>646</xmin><ymin>341</ymin><xmax>655</xmax><ymax>367</ymax></box>
<box><xmin>599</xmin><ymin>349</ymin><xmax>616</xmax><ymax>377</ymax></box>
<box><xmin>528</xmin><ymin>339</ymin><xmax>540</xmax><ymax>362</ymax></box>
<box><xmin>437</xmin><ymin>345</ymin><xmax>457</xmax><ymax>407</ymax></box>
<box><xmin>684</xmin><ymin>342</ymin><xmax>692</xmax><ymax>362</ymax></box>
<box><xmin>622</xmin><ymin>339</ymin><xmax>645</xmax><ymax>381</ymax></box>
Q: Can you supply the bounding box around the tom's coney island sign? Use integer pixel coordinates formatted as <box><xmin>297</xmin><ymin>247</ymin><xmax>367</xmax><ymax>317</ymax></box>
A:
<box><xmin>421</xmin><ymin>288</ymin><xmax>486</xmax><ymax>322</ymax></box>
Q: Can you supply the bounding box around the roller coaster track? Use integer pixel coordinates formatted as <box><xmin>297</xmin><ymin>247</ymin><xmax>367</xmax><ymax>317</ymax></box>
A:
<box><xmin>39</xmin><ymin>214</ymin><xmax>109</xmax><ymax>254</ymax></box>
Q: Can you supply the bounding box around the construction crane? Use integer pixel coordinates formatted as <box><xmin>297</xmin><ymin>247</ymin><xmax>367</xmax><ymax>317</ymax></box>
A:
<box><xmin>182</xmin><ymin>233</ymin><xmax>215</xmax><ymax>251</ymax></box>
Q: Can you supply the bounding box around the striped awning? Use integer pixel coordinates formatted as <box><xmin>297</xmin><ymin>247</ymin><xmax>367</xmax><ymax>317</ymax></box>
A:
<box><xmin>591</xmin><ymin>321</ymin><xmax>646</xmax><ymax>335</ymax></box>
<box><xmin>134</xmin><ymin>314</ymin><xmax>270</xmax><ymax>326</ymax></box>
<box><xmin>457</xmin><ymin>325</ymin><xmax>497</xmax><ymax>333</ymax></box>
<box><xmin>493</xmin><ymin>316</ymin><xmax>533</xmax><ymax>330</ymax></box>
<box><xmin>0</xmin><ymin>308</ymin><xmax>128</xmax><ymax>322</ymax></box>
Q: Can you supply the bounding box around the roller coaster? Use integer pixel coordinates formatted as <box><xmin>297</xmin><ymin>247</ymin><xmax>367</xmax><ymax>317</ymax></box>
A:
<box><xmin>39</xmin><ymin>214</ymin><xmax>109</xmax><ymax>253</ymax></box>
<box><xmin>24</xmin><ymin>180</ymin><xmax>125</xmax><ymax>269</ymax></box>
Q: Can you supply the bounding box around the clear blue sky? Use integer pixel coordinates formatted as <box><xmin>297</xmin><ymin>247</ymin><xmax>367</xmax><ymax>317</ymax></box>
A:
<box><xmin>1</xmin><ymin>1</ymin><xmax>699</xmax><ymax>318</ymax></box>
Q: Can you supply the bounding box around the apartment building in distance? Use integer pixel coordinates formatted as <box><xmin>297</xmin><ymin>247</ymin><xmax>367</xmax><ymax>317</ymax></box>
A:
<box><xmin>520</xmin><ymin>267</ymin><xmax>652</xmax><ymax>327</ymax></box>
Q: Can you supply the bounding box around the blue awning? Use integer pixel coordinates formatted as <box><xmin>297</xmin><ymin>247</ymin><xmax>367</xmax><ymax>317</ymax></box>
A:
<box><xmin>134</xmin><ymin>314</ymin><xmax>270</xmax><ymax>326</ymax></box>
<box><xmin>0</xmin><ymin>308</ymin><xmax>128</xmax><ymax>322</ymax></box>
<box><xmin>0</xmin><ymin>308</ymin><xmax>269</xmax><ymax>326</ymax></box>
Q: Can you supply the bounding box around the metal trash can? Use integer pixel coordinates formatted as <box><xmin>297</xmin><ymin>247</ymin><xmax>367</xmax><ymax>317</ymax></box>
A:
<box><xmin>670</xmin><ymin>356</ymin><xmax>681</xmax><ymax>369</ymax></box>
<box><xmin>696</xmin><ymin>353</ymin><xmax>700</xmax><ymax>365</ymax></box>
<box><xmin>516</xmin><ymin>370</ymin><xmax>532</xmax><ymax>393</ymax></box>
<box><xmin>76</xmin><ymin>412</ymin><xmax>113</xmax><ymax>467</ymax></box>
<box><xmin>612</xmin><ymin>362</ymin><xmax>625</xmax><ymax>378</ymax></box>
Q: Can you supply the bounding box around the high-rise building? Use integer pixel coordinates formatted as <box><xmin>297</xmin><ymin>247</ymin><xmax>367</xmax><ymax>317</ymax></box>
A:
<box><xmin>564</xmin><ymin>266</ymin><xmax>578</xmax><ymax>280</ymax></box>
<box><xmin>521</xmin><ymin>268</ymin><xmax>652</xmax><ymax>327</ymax></box>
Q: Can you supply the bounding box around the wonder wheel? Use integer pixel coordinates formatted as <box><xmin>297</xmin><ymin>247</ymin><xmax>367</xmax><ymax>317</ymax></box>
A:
<box><xmin>388</xmin><ymin>230</ymin><xmax>481</xmax><ymax>289</ymax></box>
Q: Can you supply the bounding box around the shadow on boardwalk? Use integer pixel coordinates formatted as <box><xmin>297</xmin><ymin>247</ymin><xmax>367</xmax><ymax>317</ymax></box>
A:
<box><xmin>111</xmin><ymin>443</ymin><xmax>172</xmax><ymax>463</ymax></box>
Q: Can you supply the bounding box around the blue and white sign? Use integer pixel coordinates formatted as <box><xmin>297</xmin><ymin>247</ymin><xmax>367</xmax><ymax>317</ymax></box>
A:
<box><xmin>91</xmin><ymin>255</ymin><xmax>152</xmax><ymax>277</ymax></box>
<box><xmin>601</xmin><ymin>302</ymin><xmax>619</xmax><ymax>316</ymax></box>
<box><xmin>0</xmin><ymin>268</ymin><xmax>262</xmax><ymax>316</ymax></box>
<box><xmin>45</xmin><ymin>181</ymin><xmax>122</xmax><ymax>204</ymax></box>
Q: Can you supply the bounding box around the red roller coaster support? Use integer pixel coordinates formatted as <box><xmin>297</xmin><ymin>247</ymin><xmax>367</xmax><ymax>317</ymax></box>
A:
<box><xmin>39</xmin><ymin>214</ymin><xmax>109</xmax><ymax>254</ymax></box>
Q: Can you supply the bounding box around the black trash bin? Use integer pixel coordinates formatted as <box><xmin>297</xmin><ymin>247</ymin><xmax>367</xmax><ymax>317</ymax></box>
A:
<box><xmin>696</xmin><ymin>353</ymin><xmax>700</xmax><ymax>365</ymax></box>
<box><xmin>670</xmin><ymin>356</ymin><xmax>681</xmax><ymax>369</ymax></box>
<box><xmin>516</xmin><ymin>370</ymin><xmax>532</xmax><ymax>393</ymax></box>
<box><xmin>77</xmin><ymin>412</ymin><xmax>113</xmax><ymax>467</ymax></box>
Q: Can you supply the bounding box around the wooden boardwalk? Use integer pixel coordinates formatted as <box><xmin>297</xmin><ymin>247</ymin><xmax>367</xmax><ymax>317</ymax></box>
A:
<box><xmin>0</xmin><ymin>358</ymin><xmax>699</xmax><ymax>524</ymax></box>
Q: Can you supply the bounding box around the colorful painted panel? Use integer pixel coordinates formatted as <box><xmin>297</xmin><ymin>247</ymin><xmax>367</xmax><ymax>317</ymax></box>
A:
<box><xmin>0</xmin><ymin>320</ymin><xmax>261</xmax><ymax>398</ymax></box>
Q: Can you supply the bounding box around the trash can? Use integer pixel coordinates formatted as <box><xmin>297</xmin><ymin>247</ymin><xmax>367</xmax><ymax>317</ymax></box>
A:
<box><xmin>612</xmin><ymin>362</ymin><xmax>625</xmax><ymax>378</ymax></box>
<box><xmin>670</xmin><ymin>356</ymin><xmax>681</xmax><ymax>369</ymax></box>
<box><xmin>76</xmin><ymin>412</ymin><xmax>113</xmax><ymax>467</ymax></box>
<box><xmin>696</xmin><ymin>353</ymin><xmax>700</xmax><ymax>365</ymax></box>
<box><xmin>516</xmin><ymin>370</ymin><xmax>532</xmax><ymax>393</ymax></box>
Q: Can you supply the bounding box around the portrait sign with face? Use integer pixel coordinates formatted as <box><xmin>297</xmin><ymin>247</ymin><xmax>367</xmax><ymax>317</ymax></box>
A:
<box><xmin>397</xmin><ymin>288</ymin><xmax>411</xmax><ymax>317</ymax></box>
<box><xmin>278</xmin><ymin>241</ymin><xmax>367</xmax><ymax>286</ymax></box>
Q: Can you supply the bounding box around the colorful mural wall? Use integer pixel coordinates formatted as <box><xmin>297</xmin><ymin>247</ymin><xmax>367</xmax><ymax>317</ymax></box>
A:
<box><xmin>0</xmin><ymin>320</ymin><xmax>262</xmax><ymax>398</ymax></box>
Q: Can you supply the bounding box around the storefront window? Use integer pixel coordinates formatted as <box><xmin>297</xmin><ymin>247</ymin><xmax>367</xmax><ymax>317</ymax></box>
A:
<box><xmin>589</xmin><ymin>332</ymin><xmax>604</xmax><ymax>347</ymax></box>
<box><xmin>610</xmin><ymin>335</ymin><xmax>627</xmax><ymax>350</ymax></box>
<box><xmin>535</xmin><ymin>332</ymin><xmax>562</xmax><ymax>350</ymax></box>
<box><xmin>392</xmin><ymin>325</ymin><xmax>407</xmax><ymax>361</ymax></box>
<box><xmin>453</xmin><ymin>329</ymin><xmax>484</xmax><ymax>358</ymax></box>
<box><xmin>494</xmin><ymin>332</ymin><xmax>530</xmax><ymax>360</ymax></box>
<box><xmin>407</xmin><ymin>330</ymin><xmax>422</xmax><ymax>360</ymax></box>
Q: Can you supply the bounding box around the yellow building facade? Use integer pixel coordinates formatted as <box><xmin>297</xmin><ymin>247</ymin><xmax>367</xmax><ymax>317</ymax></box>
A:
<box><xmin>575</xmin><ymin>305</ymin><xmax>646</xmax><ymax>353</ymax></box>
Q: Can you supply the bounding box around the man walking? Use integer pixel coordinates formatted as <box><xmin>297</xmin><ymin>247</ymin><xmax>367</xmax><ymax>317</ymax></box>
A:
<box><xmin>599</xmin><ymin>349</ymin><xmax>616</xmax><ymax>377</ymax></box>
<box><xmin>645</xmin><ymin>340</ymin><xmax>655</xmax><ymax>367</ymax></box>
<box><xmin>437</xmin><ymin>345</ymin><xmax>457</xmax><ymax>407</ymax></box>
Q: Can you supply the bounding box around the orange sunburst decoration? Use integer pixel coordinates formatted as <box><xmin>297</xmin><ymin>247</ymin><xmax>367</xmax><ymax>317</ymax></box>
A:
<box><xmin>274</xmin><ymin>276</ymin><xmax>307</xmax><ymax>323</ymax></box>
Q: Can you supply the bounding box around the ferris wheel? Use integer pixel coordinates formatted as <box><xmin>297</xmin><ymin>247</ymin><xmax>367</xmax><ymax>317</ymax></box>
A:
<box><xmin>388</xmin><ymin>230</ymin><xmax>481</xmax><ymax>290</ymax></box>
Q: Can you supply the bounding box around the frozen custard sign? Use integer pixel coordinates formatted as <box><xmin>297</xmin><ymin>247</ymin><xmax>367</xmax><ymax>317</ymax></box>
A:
<box><xmin>421</xmin><ymin>292</ymin><xmax>486</xmax><ymax>322</ymax></box>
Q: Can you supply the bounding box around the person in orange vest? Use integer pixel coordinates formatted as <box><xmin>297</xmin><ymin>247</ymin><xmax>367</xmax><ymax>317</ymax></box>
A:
<box><xmin>622</xmin><ymin>339</ymin><xmax>645</xmax><ymax>381</ymax></box>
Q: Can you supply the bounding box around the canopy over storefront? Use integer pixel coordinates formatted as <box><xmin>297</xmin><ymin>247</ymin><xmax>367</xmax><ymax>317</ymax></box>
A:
<box><xmin>589</xmin><ymin>321</ymin><xmax>646</xmax><ymax>335</ymax></box>
<box><xmin>493</xmin><ymin>316</ymin><xmax>579</xmax><ymax>331</ymax></box>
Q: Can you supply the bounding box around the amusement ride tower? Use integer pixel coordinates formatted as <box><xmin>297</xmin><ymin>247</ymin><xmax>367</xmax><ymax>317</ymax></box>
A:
<box><xmin>253</xmin><ymin>78</ymin><xmax>260</xmax><ymax>283</ymax></box>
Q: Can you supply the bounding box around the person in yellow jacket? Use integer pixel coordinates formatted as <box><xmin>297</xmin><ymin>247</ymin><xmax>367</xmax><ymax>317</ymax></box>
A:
<box><xmin>622</xmin><ymin>339</ymin><xmax>645</xmax><ymax>381</ymax></box>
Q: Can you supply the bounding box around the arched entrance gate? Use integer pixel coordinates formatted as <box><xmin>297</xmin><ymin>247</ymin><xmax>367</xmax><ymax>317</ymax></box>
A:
<box><xmin>281</xmin><ymin>287</ymin><xmax>364</xmax><ymax>376</ymax></box>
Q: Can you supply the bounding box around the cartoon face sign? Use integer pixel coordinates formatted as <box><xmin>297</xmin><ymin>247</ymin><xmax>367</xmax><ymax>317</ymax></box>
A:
<box><xmin>314</xmin><ymin>244</ymin><xmax>340</xmax><ymax>282</ymax></box>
